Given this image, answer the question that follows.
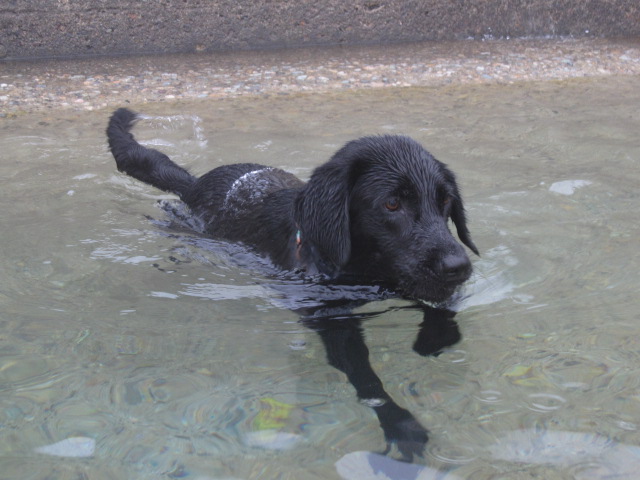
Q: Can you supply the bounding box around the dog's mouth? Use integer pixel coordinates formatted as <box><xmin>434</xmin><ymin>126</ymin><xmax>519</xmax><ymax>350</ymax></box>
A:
<box><xmin>396</xmin><ymin>260</ymin><xmax>470</xmax><ymax>303</ymax></box>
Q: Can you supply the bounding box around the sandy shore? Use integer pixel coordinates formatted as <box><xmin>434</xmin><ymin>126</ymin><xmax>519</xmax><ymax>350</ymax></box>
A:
<box><xmin>1</xmin><ymin>37</ymin><xmax>639</xmax><ymax>115</ymax></box>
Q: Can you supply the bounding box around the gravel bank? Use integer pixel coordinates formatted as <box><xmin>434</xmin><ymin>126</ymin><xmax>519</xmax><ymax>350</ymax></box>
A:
<box><xmin>1</xmin><ymin>37</ymin><xmax>639</xmax><ymax>115</ymax></box>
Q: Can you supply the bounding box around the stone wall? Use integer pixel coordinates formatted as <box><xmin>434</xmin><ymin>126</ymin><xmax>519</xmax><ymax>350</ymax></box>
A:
<box><xmin>1</xmin><ymin>0</ymin><xmax>639</xmax><ymax>60</ymax></box>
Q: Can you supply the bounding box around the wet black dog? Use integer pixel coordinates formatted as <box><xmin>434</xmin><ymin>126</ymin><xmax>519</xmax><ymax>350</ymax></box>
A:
<box><xmin>107</xmin><ymin>108</ymin><xmax>477</xmax><ymax>300</ymax></box>
<box><xmin>106</xmin><ymin>108</ymin><xmax>478</xmax><ymax>460</ymax></box>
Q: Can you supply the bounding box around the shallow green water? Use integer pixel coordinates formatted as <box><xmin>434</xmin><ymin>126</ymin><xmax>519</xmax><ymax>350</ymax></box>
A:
<box><xmin>1</xmin><ymin>76</ymin><xmax>639</xmax><ymax>479</ymax></box>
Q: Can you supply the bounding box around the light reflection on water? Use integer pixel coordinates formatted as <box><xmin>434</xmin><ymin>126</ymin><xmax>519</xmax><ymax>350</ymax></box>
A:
<box><xmin>0</xmin><ymin>76</ymin><xmax>639</xmax><ymax>479</ymax></box>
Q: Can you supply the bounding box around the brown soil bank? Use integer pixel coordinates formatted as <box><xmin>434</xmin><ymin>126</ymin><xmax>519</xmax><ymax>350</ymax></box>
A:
<box><xmin>1</xmin><ymin>0</ymin><xmax>639</xmax><ymax>60</ymax></box>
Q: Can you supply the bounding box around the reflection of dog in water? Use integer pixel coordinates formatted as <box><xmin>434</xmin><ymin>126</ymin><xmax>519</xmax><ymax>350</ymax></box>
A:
<box><xmin>107</xmin><ymin>108</ymin><xmax>478</xmax><ymax>460</ymax></box>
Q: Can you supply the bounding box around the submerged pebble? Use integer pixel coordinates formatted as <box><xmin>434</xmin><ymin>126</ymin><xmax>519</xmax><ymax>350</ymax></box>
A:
<box><xmin>549</xmin><ymin>179</ymin><xmax>593</xmax><ymax>195</ymax></box>
<box><xmin>34</xmin><ymin>436</ymin><xmax>96</xmax><ymax>458</ymax></box>
<box><xmin>243</xmin><ymin>430</ymin><xmax>302</xmax><ymax>450</ymax></box>
<box><xmin>336</xmin><ymin>451</ymin><xmax>462</xmax><ymax>480</ymax></box>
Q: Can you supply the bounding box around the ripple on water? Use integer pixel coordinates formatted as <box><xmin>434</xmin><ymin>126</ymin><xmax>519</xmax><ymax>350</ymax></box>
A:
<box><xmin>525</xmin><ymin>392</ymin><xmax>568</xmax><ymax>413</ymax></box>
<box><xmin>108</xmin><ymin>370</ymin><xmax>217</xmax><ymax>408</ymax></box>
<box><xmin>473</xmin><ymin>389</ymin><xmax>503</xmax><ymax>404</ymax></box>
<box><xmin>2</xmin><ymin>75</ymin><xmax>640</xmax><ymax>479</ymax></box>
<box><xmin>541</xmin><ymin>354</ymin><xmax>611</xmax><ymax>391</ymax></box>
<box><xmin>47</xmin><ymin>400</ymin><xmax>114</xmax><ymax>434</ymax></box>
<box><xmin>457</xmin><ymin>244</ymin><xmax>528</xmax><ymax>311</ymax></box>
<box><xmin>428</xmin><ymin>441</ymin><xmax>478</xmax><ymax>465</ymax></box>
<box><xmin>488</xmin><ymin>429</ymin><xmax>640</xmax><ymax>479</ymax></box>
<box><xmin>0</xmin><ymin>354</ymin><xmax>57</xmax><ymax>385</ymax></box>
<box><xmin>0</xmin><ymin>395</ymin><xmax>40</xmax><ymax>427</ymax></box>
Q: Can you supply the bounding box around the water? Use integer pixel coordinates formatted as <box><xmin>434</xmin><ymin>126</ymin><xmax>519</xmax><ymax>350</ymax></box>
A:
<box><xmin>1</xmin><ymin>75</ymin><xmax>639</xmax><ymax>479</ymax></box>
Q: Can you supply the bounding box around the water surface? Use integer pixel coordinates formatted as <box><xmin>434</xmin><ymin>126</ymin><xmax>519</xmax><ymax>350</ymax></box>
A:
<box><xmin>1</xmin><ymin>76</ymin><xmax>639</xmax><ymax>479</ymax></box>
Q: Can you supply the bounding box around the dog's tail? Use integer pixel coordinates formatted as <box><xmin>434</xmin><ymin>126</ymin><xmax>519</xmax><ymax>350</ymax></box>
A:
<box><xmin>106</xmin><ymin>108</ymin><xmax>196</xmax><ymax>199</ymax></box>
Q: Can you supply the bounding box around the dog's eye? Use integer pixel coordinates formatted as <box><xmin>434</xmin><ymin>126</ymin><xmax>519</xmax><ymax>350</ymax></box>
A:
<box><xmin>385</xmin><ymin>197</ymin><xmax>400</xmax><ymax>211</ymax></box>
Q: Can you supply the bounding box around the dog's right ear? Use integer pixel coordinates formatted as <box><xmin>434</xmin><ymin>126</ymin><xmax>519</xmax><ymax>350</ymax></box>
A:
<box><xmin>295</xmin><ymin>155</ymin><xmax>359</xmax><ymax>277</ymax></box>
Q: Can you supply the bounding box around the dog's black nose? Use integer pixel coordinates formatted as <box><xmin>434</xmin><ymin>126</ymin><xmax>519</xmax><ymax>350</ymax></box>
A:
<box><xmin>439</xmin><ymin>254</ymin><xmax>472</xmax><ymax>283</ymax></box>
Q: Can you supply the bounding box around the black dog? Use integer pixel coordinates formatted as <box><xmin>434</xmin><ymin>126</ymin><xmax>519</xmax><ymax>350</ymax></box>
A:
<box><xmin>106</xmin><ymin>108</ymin><xmax>478</xmax><ymax>460</ymax></box>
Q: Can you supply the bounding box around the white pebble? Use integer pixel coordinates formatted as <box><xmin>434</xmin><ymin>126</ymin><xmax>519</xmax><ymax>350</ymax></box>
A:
<box><xmin>35</xmin><ymin>437</ymin><xmax>95</xmax><ymax>458</ymax></box>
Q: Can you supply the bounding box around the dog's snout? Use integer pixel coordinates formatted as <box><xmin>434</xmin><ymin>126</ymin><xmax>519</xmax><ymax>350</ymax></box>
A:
<box><xmin>439</xmin><ymin>253</ymin><xmax>472</xmax><ymax>283</ymax></box>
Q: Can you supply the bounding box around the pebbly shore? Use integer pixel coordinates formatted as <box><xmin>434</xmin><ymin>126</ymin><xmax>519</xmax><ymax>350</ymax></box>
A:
<box><xmin>1</xmin><ymin>37</ymin><xmax>639</xmax><ymax>115</ymax></box>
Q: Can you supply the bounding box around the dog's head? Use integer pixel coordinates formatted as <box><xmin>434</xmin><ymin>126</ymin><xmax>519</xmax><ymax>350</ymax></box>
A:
<box><xmin>295</xmin><ymin>135</ymin><xmax>478</xmax><ymax>302</ymax></box>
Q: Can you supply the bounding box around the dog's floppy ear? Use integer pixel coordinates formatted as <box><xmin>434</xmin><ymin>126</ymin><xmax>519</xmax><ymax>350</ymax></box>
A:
<box><xmin>451</xmin><ymin>198</ymin><xmax>479</xmax><ymax>255</ymax></box>
<box><xmin>443</xmin><ymin>167</ymin><xmax>479</xmax><ymax>256</ymax></box>
<box><xmin>295</xmin><ymin>153</ymin><xmax>360</xmax><ymax>276</ymax></box>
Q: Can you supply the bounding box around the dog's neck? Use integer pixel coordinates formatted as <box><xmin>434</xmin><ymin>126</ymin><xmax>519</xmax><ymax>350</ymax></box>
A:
<box><xmin>292</xmin><ymin>230</ymin><xmax>340</xmax><ymax>278</ymax></box>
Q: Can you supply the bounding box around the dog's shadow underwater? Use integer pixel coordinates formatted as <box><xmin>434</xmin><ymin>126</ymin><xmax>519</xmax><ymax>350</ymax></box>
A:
<box><xmin>106</xmin><ymin>108</ymin><xmax>479</xmax><ymax>461</ymax></box>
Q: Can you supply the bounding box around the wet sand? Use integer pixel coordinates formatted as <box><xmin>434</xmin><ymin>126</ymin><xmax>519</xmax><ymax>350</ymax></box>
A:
<box><xmin>1</xmin><ymin>37</ymin><xmax>639</xmax><ymax>115</ymax></box>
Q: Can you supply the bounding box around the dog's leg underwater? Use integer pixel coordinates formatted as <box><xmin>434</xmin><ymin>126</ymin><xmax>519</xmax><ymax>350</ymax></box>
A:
<box><xmin>303</xmin><ymin>313</ymin><xmax>430</xmax><ymax>461</ymax></box>
<box><xmin>106</xmin><ymin>108</ymin><xmax>196</xmax><ymax>199</ymax></box>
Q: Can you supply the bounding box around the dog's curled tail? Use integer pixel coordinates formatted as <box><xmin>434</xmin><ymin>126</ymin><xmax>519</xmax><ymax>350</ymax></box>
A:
<box><xmin>106</xmin><ymin>108</ymin><xmax>196</xmax><ymax>199</ymax></box>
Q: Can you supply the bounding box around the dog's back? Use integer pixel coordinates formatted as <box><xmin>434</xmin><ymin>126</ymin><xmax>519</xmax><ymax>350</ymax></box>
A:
<box><xmin>106</xmin><ymin>109</ymin><xmax>305</xmax><ymax>267</ymax></box>
<box><xmin>107</xmin><ymin>107</ymin><xmax>477</xmax><ymax>284</ymax></box>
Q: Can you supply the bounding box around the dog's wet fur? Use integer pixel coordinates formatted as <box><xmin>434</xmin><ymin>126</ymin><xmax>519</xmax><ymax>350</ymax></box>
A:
<box><xmin>107</xmin><ymin>108</ymin><xmax>477</xmax><ymax>302</ymax></box>
<box><xmin>106</xmin><ymin>108</ymin><xmax>478</xmax><ymax>460</ymax></box>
